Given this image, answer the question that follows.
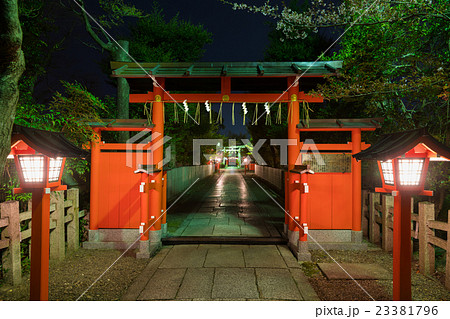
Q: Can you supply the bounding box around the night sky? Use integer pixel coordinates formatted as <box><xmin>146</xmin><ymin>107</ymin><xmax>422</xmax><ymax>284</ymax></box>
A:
<box><xmin>35</xmin><ymin>0</ymin><xmax>296</xmax><ymax>137</ymax></box>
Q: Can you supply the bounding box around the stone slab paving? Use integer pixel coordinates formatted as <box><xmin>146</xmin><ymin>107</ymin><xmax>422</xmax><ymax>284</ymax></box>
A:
<box><xmin>138</xmin><ymin>268</ymin><xmax>186</xmax><ymax>300</ymax></box>
<box><xmin>125</xmin><ymin>244</ymin><xmax>319</xmax><ymax>301</ymax></box>
<box><xmin>158</xmin><ymin>245</ymin><xmax>207</xmax><ymax>268</ymax></box>
<box><xmin>240</xmin><ymin>225</ymin><xmax>270</xmax><ymax>237</ymax></box>
<box><xmin>176</xmin><ymin>268</ymin><xmax>215</xmax><ymax>300</ymax></box>
<box><xmin>181</xmin><ymin>225</ymin><xmax>214</xmax><ymax>236</ymax></box>
<box><xmin>243</xmin><ymin>245</ymin><xmax>288</xmax><ymax>268</ymax></box>
<box><xmin>212</xmin><ymin>268</ymin><xmax>259</xmax><ymax>299</ymax></box>
<box><xmin>256</xmin><ymin>268</ymin><xmax>302</xmax><ymax>300</ymax></box>
<box><xmin>318</xmin><ymin>263</ymin><xmax>392</xmax><ymax>280</ymax></box>
<box><xmin>204</xmin><ymin>246</ymin><xmax>245</xmax><ymax>268</ymax></box>
<box><xmin>213</xmin><ymin>225</ymin><xmax>241</xmax><ymax>236</ymax></box>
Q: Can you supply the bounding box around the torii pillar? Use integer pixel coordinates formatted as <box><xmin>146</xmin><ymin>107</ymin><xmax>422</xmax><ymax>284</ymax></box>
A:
<box><xmin>286</xmin><ymin>78</ymin><xmax>304</xmax><ymax>258</ymax></box>
<box><xmin>137</xmin><ymin>81</ymin><xmax>165</xmax><ymax>257</ymax></box>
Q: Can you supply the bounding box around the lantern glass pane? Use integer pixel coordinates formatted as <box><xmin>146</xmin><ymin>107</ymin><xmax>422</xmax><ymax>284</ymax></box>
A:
<box><xmin>398</xmin><ymin>158</ymin><xmax>424</xmax><ymax>186</ymax></box>
<box><xmin>18</xmin><ymin>155</ymin><xmax>44</xmax><ymax>183</ymax></box>
<box><xmin>49</xmin><ymin>157</ymin><xmax>63</xmax><ymax>182</ymax></box>
<box><xmin>380</xmin><ymin>160</ymin><xmax>394</xmax><ymax>185</ymax></box>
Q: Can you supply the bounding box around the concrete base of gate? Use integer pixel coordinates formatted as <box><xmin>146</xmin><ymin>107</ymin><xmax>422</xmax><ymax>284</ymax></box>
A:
<box><xmin>83</xmin><ymin>229</ymin><xmax>140</xmax><ymax>250</ymax></box>
<box><xmin>307</xmin><ymin>230</ymin><xmax>367</xmax><ymax>250</ymax></box>
<box><xmin>136</xmin><ymin>230</ymin><xmax>162</xmax><ymax>259</ymax></box>
<box><xmin>351</xmin><ymin>230</ymin><xmax>363</xmax><ymax>243</ymax></box>
<box><xmin>283</xmin><ymin>229</ymin><xmax>367</xmax><ymax>258</ymax></box>
<box><xmin>296</xmin><ymin>240</ymin><xmax>311</xmax><ymax>261</ymax></box>
<box><xmin>286</xmin><ymin>229</ymin><xmax>311</xmax><ymax>261</ymax></box>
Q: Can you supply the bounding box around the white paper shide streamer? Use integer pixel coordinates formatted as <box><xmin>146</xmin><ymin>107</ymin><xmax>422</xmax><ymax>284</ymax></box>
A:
<box><xmin>242</xmin><ymin>102</ymin><xmax>248</xmax><ymax>125</ymax></box>
<box><xmin>183</xmin><ymin>99</ymin><xmax>189</xmax><ymax>123</ymax></box>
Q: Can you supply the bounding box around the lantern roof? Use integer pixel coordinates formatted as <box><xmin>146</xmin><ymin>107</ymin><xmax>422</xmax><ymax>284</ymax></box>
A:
<box><xmin>353</xmin><ymin>128</ymin><xmax>450</xmax><ymax>161</ymax></box>
<box><xmin>11</xmin><ymin>125</ymin><xmax>89</xmax><ymax>158</ymax></box>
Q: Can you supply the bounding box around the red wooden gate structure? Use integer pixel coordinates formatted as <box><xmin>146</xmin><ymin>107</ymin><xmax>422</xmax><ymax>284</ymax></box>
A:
<box><xmin>85</xmin><ymin>61</ymin><xmax>382</xmax><ymax>259</ymax></box>
<box><xmin>294</xmin><ymin>120</ymin><xmax>381</xmax><ymax>256</ymax></box>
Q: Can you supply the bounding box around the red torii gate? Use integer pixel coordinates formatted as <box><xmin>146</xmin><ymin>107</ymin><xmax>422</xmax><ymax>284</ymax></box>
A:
<box><xmin>87</xmin><ymin>61</ymin><xmax>380</xmax><ymax>257</ymax></box>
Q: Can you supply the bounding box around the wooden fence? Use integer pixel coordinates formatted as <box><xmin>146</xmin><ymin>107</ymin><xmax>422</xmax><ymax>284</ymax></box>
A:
<box><xmin>0</xmin><ymin>188</ymin><xmax>85</xmax><ymax>286</ymax></box>
<box><xmin>362</xmin><ymin>190</ymin><xmax>450</xmax><ymax>290</ymax></box>
<box><xmin>254</xmin><ymin>165</ymin><xmax>285</xmax><ymax>193</ymax></box>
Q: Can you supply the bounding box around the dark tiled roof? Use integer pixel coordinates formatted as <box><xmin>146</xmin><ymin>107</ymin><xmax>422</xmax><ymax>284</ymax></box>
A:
<box><xmin>353</xmin><ymin>128</ymin><xmax>450</xmax><ymax>161</ymax></box>
<box><xmin>12</xmin><ymin>125</ymin><xmax>89</xmax><ymax>158</ymax></box>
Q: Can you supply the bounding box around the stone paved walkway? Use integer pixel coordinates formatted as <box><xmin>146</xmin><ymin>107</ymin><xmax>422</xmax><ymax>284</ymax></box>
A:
<box><xmin>166</xmin><ymin>168</ymin><xmax>284</xmax><ymax>237</ymax></box>
<box><xmin>122</xmin><ymin>244</ymin><xmax>319</xmax><ymax>301</ymax></box>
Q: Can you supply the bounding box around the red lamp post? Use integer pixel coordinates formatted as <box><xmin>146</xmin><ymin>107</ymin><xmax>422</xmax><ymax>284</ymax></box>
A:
<box><xmin>354</xmin><ymin>128</ymin><xmax>450</xmax><ymax>301</ymax></box>
<box><xmin>10</xmin><ymin>141</ymin><xmax>66</xmax><ymax>301</ymax></box>
<box><xmin>9</xmin><ymin>125</ymin><xmax>88</xmax><ymax>300</ymax></box>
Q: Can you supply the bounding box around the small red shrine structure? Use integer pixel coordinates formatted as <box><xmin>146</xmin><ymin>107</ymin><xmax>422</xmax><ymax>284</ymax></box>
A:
<box><xmin>293</xmin><ymin>118</ymin><xmax>382</xmax><ymax>259</ymax></box>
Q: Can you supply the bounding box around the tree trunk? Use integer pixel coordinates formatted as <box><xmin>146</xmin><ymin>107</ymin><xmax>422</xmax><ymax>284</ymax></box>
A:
<box><xmin>112</xmin><ymin>40</ymin><xmax>130</xmax><ymax>142</ymax></box>
<box><xmin>0</xmin><ymin>0</ymin><xmax>25</xmax><ymax>174</ymax></box>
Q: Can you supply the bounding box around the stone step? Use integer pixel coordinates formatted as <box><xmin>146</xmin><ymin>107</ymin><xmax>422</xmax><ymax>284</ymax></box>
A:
<box><xmin>162</xmin><ymin>236</ymin><xmax>288</xmax><ymax>245</ymax></box>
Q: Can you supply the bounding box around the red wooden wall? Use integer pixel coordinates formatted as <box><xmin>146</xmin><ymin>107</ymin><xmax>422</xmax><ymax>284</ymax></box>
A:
<box><xmin>97</xmin><ymin>152</ymin><xmax>141</xmax><ymax>228</ymax></box>
<box><xmin>307</xmin><ymin>173</ymin><xmax>352</xmax><ymax>229</ymax></box>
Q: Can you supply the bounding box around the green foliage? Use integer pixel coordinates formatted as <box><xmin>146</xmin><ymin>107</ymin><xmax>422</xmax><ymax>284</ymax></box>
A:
<box><xmin>265</xmin><ymin>1</ymin><xmax>332</xmax><ymax>62</ymax></box>
<box><xmin>18</xmin><ymin>0</ymin><xmax>55</xmax><ymax>81</ymax></box>
<box><xmin>0</xmin><ymin>162</ymin><xmax>31</xmax><ymax>203</ymax></box>
<box><xmin>16</xmin><ymin>81</ymin><xmax>109</xmax><ymax>146</ymax></box>
<box><xmin>98</xmin><ymin>0</ymin><xmax>147</xmax><ymax>28</ymax></box>
<box><xmin>79</xmin><ymin>216</ymin><xmax>89</xmax><ymax>243</ymax></box>
<box><xmin>15</xmin><ymin>81</ymin><xmax>112</xmax><ymax>185</ymax></box>
<box><xmin>317</xmin><ymin>2</ymin><xmax>450</xmax><ymax>139</ymax></box>
<box><xmin>129</xmin><ymin>3</ymin><xmax>213</xmax><ymax>62</ymax></box>
<box><xmin>313</xmin><ymin>2</ymin><xmax>450</xmax><ymax>214</ymax></box>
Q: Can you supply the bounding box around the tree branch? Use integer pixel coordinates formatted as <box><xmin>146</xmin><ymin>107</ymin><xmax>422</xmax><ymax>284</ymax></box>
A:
<box><xmin>76</xmin><ymin>0</ymin><xmax>112</xmax><ymax>51</ymax></box>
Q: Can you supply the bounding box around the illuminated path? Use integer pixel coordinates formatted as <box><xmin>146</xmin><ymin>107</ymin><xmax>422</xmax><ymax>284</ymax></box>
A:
<box><xmin>165</xmin><ymin>168</ymin><xmax>285</xmax><ymax>238</ymax></box>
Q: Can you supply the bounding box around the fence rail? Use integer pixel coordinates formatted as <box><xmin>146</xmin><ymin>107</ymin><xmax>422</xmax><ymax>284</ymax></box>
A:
<box><xmin>254</xmin><ymin>165</ymin><xmax>284</xmax><ymax>193</ymax></box>
<box><xmin>362</xmin><ymin>190</ymin><xmax>450</xmax><ymax>290</ymax></box>
<box><xmin>166</xmin><ymin>165</ymin><xmax>215</xmax><ymax>201</ymax></box>
<box><xmin>0</xmin><ymin>188</ymin><xmax>85</xmax><ymax>286</ymax></box>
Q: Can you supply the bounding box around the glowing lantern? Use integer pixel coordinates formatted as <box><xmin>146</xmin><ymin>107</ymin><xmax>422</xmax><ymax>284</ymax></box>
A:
<box><xmin>9</xmin><ymin>125</ymin><xmax>88</xmax><ymax>301</ymax></box>
<box><xmin>354</xmin><ymin>128</ymin><xmax>450</xmax><ymax>301</ymax></box>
